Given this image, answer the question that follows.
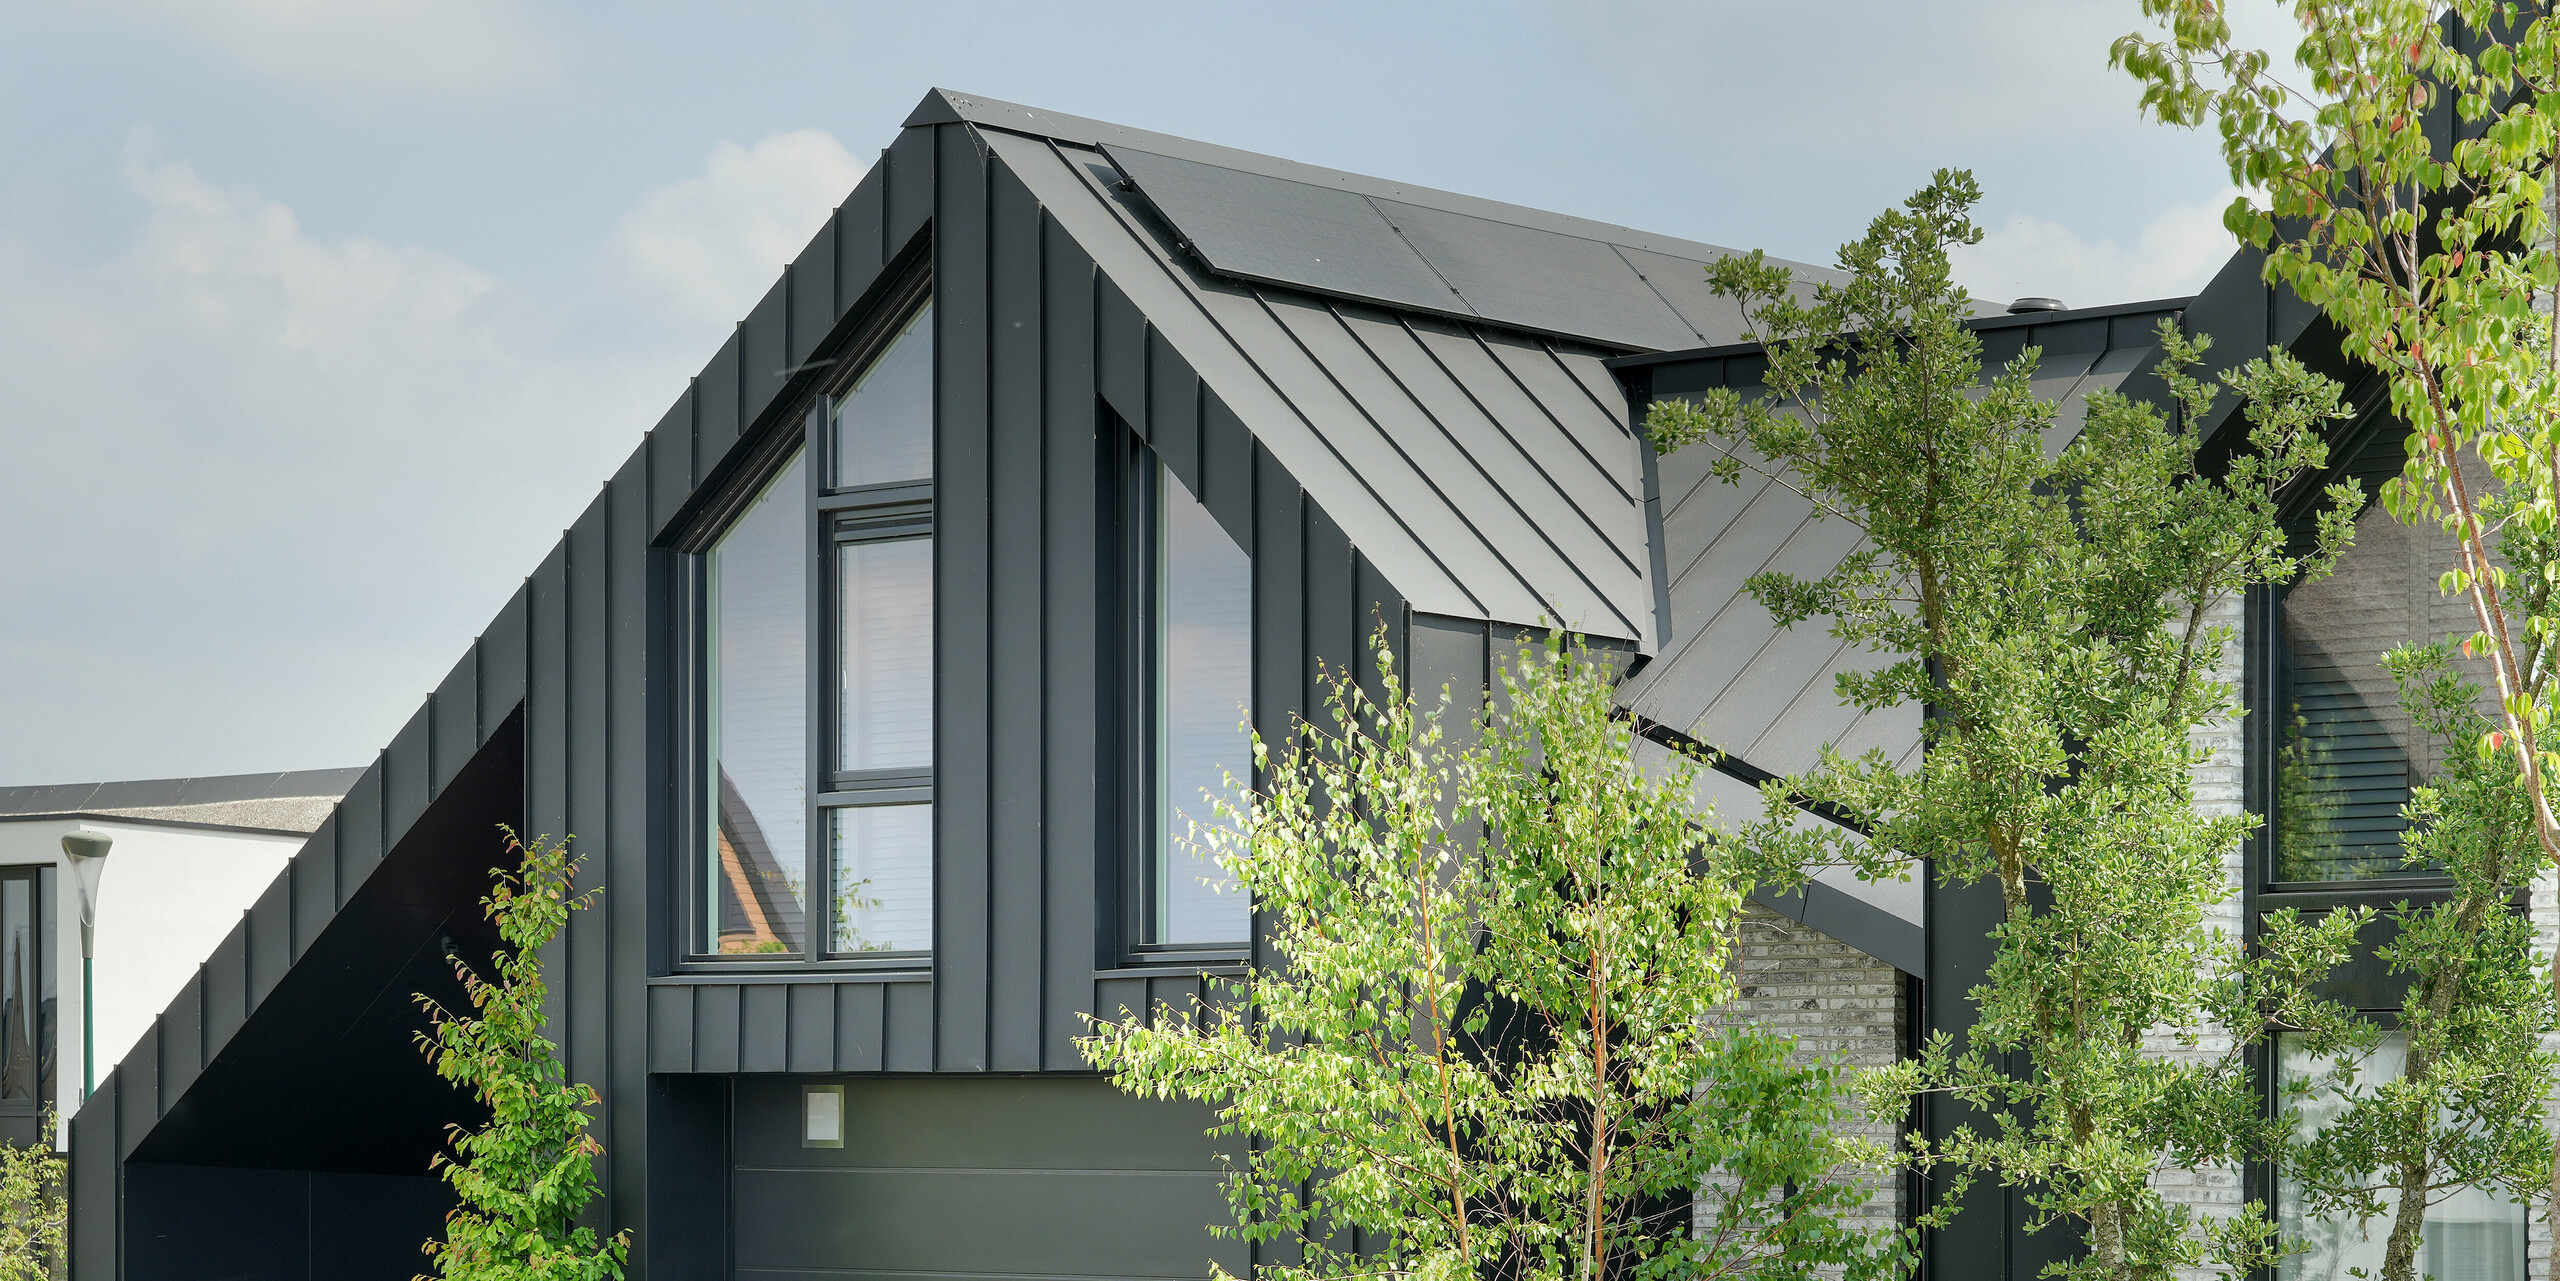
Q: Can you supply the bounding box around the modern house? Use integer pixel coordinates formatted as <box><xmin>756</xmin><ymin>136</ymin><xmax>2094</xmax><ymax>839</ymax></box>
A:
<box><xmin>0</xmin><ymin>769</ymin><xmax>358</xmax><ymax>1150</ymax></box>
<box><xmin>65</xmin><ymin>90</ymin><xmax>2533</xmax><ymax>1281</ymax></box>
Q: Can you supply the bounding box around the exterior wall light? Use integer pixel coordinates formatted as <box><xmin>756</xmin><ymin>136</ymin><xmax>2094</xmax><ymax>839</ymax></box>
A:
<box><xmin>60</xmin><ymin>829</ymin><xmax>111</xmax><ymax>1100</ymax></box>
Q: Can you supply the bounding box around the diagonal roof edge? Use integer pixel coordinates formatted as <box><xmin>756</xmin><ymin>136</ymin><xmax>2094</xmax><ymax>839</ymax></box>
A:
<box><xmin>907</xmin><ymin>88</ymin><xmax>1841</xmax><ymax>283</ymax></box>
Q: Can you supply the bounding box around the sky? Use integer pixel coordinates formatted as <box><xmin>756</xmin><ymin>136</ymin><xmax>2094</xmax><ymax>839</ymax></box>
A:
<box><xmin>0</xmin><ymin>1</ymin><xmax>2302</xmax><ymax>784</ymax></box>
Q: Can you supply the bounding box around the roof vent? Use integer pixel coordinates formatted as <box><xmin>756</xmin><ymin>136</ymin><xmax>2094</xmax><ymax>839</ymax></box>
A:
<box><xmin>2007</xmin><ymin>296</ymin><xmax>2067</xmax><ymax>314</ymax></box>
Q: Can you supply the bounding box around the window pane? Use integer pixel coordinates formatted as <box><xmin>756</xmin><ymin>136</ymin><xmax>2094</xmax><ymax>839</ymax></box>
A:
<box><xmin>2279</xmin><ymin>1032</ymin><xmax>2529</xmax><ymax>1281</ymax></box>
<box><xmin>2274</xmin><ymin>462</ymin><xmax>2497</xmax><ymax>882</ymax></box>
<box><xmin>0</xmin><ymin>875</ymin><xmax>31</xmax><ymax>1100</ymax></box>
<box><xmin>833</xmin><ymin>303</ymin><xmax>933</xmax><ymax>489</ymax></box>
<box><xmin>831</xmin><ymin>804</ymin><xmax>932</xmax><ymax>953</ymax></box>
<box><xmin>706</xmin><ymin>451</ymin><xmax>808</xmax><ymax>955</ymax></box>
<box><xmin>1156</xmin><ymin>463</ymin><xmax>1252</xmax><ymax>945</ymax></box>
<box><xmin>838</xmin><ymin>536</ymin><xmax>933</xmax><ymax>773</ymax></box>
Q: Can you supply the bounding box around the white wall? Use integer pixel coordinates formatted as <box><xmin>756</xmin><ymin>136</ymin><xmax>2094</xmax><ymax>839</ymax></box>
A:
<box><xmin>0</xmin><ymin>817</ymin><xmax>303</xmax><ymax>1147</ymax></box>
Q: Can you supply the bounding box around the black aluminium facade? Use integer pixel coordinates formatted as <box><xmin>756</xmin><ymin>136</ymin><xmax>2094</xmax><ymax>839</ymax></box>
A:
<box><xmin>67</xmin><ymin>89</ymin><xmax>1774</xmax><ymax>1278</ymax></box>
<box><xmin>66</xmin><ymin>87</ymin><xmax>2363</xmax><ymax>1281</ymax></box>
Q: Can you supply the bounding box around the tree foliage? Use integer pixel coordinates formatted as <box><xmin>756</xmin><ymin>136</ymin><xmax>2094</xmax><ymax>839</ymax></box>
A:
<box><xmin>415</xmin><ymin>829</ymin><xmax>627</xmax><ymax>1281</ymax></box>
<box><xmin>1644</xmin><ymin>171</ymin><xmax>2365</xmax><ymax>1280</ymax></box>
<box><xmin>2279</xmin><ymin>648</ymin><xmax>2557</xmax><ymax>1281</ymax></box>
<box><xmin>1079</xmin><ymin>634</ymin><xmax>1908</xmax><ymax>1281</ymax></box>
<box><xmin>0</xmin><ymin>1112</ymin><xmax>63</xmax><ymax>1281</ymax></box>
<box><xmin>2113</xmin><ymin>7</ymin><xmax>2560</xmax><ymax>1277</ymax></box>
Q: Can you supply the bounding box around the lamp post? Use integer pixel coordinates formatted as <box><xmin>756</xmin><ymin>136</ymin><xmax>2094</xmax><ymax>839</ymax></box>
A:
<box><xmin>60</xmin><ymin>830</ymin><xmax>110</xmax><ymax>1102</ymax></box>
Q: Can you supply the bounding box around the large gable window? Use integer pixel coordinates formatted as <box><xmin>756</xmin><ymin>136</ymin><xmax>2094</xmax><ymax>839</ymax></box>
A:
<box><xmin>694</xmin><ymin>291</ymin><xmax>934</xmax><ymax>964</ymax></box>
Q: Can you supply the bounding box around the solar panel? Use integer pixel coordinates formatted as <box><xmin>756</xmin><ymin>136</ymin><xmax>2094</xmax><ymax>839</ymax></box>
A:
<box><xmin>1108</xmin><ymin>144</ymin><xmax>1709</xmax><ymax>351</ymax></box>
<box><xmin>1102</xmin><ymin>146</ymin><xmax>1466</xmax><ymax>319</ymax></box>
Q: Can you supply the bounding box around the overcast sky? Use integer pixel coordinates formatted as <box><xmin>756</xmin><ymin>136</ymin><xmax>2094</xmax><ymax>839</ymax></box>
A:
<box><xmin>0</xmin><ymin>1</ymin><xmax>2296</xmax><ymax>784</ymax></box>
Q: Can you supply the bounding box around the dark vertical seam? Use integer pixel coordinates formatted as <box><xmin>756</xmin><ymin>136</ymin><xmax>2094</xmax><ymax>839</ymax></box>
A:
<box><xmin>1034</xmin><ymin>192</ymin><xmax>1052</xmax><ymax>1069</ymax></box>
<box><xmin>982</xmin><ymin>143</ymin><xmax>998</xmax><ymax>1071</ymax></box>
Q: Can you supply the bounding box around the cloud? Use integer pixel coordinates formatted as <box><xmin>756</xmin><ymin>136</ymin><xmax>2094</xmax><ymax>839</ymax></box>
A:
<box><xmin>1948</xmin><ymin>186</ymin><xmax>2246</xmax><ymax>310</ymax></box>
<box><xmin>78</xmin><ymin>0</ymin><xmax>557</xmax><ymax>97</ymax></box>
<box><xmin>0</xmin><ymin>132</ymin><xmax>670</xmax><ymax>780</ymax></box>
<box><xmin>607</xmin><ymin>130</ymin><xmax>867</xmax><ymax>325</ymax></box>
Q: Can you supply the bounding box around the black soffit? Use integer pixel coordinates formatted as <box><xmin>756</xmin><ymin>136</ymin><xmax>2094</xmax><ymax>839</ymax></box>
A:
<box><xmin>1103</xmin><ymin>143</ymin><xmax>1728</xmax><ymax>353</ymax></box>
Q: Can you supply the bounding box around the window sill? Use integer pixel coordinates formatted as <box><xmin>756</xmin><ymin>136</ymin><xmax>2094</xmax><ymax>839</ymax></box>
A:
<box><xmin>655</xmin><ymin>964</ymin><xmax>931</xmax><ymax>985</ymax></box>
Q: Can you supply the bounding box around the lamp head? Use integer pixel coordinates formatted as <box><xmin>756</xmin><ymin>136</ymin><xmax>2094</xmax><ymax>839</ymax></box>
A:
<box><xmin>60</xmin><ymin>829</ymin><xmax>110</xmax><ymax>958</ymax></box>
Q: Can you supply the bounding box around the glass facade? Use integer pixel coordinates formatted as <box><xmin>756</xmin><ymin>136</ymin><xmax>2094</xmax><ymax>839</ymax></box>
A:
<box><xmin>1150</xmin><ymin>459</ymin><xmax>1253</xmax><ymax>946</ymax></box>
<box><xmin>2278</xmin><ymin>1033</ymin><xmax>2529</xmax><ymax>1281</ymax></box>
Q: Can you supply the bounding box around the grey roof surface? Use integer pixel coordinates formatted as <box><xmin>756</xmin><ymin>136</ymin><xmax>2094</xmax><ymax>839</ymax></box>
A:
<box><xmin>1613</xmin><ymin>303</ymin><xmax>2190</xmax><ymax>955</ymax></box>
<box><xmin>0</xmin><ymin>768</ymin><xmax>362</xmax><ymax>835</ymax></box>
<box><xmin>1615</xmin><ymin>302</ymin><xmax>2190</xmax><ymax>783</ymax></box>
<box><xmin>976</xmin><ymin>119</ymin><xmax>1660</xmax><ymax>642</ymax></box>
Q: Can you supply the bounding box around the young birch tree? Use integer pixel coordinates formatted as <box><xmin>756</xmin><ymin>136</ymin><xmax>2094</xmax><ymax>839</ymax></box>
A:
<box><xmin>1079</xmin><ymin>635</ymin><xmax>1908</xmax><ymax>1281</ymax></box>
<box><xmin>414</xmin><ymin>830</ymin><xmax>627</xmax><ymax>1281</ymax></box>
<box><xmin>1644</xmin><ymin>171</ymin><xmax>2366</xmax><ymax>1280</ymax></box>
<box><xmin>2113</xmin><ymin>8</ymin><xmax>2560</xmax><ymax>1277</ymax></box>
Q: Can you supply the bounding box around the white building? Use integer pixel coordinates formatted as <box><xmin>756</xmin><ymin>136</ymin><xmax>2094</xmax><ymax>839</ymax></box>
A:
<box><xmin>0</xmin><ymin>769</ymin><xmax>357</xmax><ymax>1148</ymax></box>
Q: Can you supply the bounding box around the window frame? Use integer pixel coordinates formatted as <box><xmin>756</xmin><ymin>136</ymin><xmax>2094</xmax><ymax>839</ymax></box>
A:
<box><xmin>677</xmin><ymin>266</ymin><xmax>935</xmax><ymax>972</ymax></box>
<box><xmin>1105</xmin><ymin>417</ymin><xmax>1254</xmax><ymax>967</ymax></box>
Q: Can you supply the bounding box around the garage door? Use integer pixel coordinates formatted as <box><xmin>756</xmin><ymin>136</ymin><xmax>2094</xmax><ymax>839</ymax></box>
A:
<box><xmin>732</xmin><ymin>1076</ymin><xmax>1248</xmax><ymax>1280</ymax></box>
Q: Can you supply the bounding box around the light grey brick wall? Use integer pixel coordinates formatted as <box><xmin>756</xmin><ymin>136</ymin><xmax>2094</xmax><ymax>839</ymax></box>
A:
<box><xmin>1706</xmin><ymin>904</ymin><xmax>1906</xmax><ymax>1240</ymax></box>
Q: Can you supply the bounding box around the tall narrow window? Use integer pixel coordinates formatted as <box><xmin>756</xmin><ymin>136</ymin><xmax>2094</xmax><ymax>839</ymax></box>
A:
<box><xmin>824</xmin><ymin>301</ymin><xmax>934</xmax><ymax>958</ymax></box>
<box><xmin>692</xmin><ymin>284</ymin><xmax>933</xmax><ymax>965</ymax></box>
<box><xmin>1145</xmin><ymin>458</ymin><xmax>1252</xmax><ymax>947</ymax></box>
<box><xmin>703</xmin><ymin>451</ymin><xmax>809</xmax><ymax>955</ymax></box>
<box><xmin>0</xmin><ymin>866</ymin><xmax>52</xmax><ymax>1112</ymax></box>
<box><xmin>2266</xmin><ymin>429</ymin><xmax>2494</xmax><ymax>883</ymax></box>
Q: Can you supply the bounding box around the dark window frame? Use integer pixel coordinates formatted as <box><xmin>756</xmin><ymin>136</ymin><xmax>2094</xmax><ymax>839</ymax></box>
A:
<box><xmin>1101</xmin><ymin>414</ymin><xmax>1254</xmax><ymax>968</ymax></box>
<box><xmin>676</xmin><ymin>265</ymin><xmax>935</xmax><ymax>973</ymax></box>
<box><xmin>2244</xmin><ymin>386</ymin><xmax>2461</xmax><ymax>907</ymax></box>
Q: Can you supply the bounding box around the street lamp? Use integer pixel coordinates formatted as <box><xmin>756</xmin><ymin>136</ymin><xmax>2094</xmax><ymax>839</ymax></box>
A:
<box><xmin>60</xmin><ymin>830</ymin><xmax>110</xmax><ymax>1101</ymax></box>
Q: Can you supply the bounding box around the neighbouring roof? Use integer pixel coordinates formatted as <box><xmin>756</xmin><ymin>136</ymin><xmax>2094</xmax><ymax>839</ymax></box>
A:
<box><xmin>0</xmin><ymin>768</ymin><xmax>364</xmax><ymax>837</ymax></box>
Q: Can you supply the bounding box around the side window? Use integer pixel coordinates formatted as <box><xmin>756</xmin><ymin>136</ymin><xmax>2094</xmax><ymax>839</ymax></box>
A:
<box><xmin>702</xmin><ymin>452</ymin><xmax>809</xmax><ymax>956</ymax></box>
<box><xmin>0</xmin><ymin>865</ymin><xmax>51</xmax><ymax>1114</ymax></box>
<box><xmin>693</xmin><ymin>293</ymin><xmax>933</xmax><ymax>964</ymax></box>
<box><xmin>2265</xmin><ymin>427</ymin><xmax>2494</xmax><ymax>884</ymax></box>
<box><xmin>1133</xmin><ymin>446</ymin><xmax>1253</xmax><ymax>950</ymax></box>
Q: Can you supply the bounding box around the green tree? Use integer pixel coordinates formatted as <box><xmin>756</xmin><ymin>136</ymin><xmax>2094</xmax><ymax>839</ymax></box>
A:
<box><xmin>2114</xmin><ymin>9</ymin><xmax>2560</xmax><ymax>1273</ymax></box>
<box><xmin>1644</xmin><ymin>172</ymin><xmax>2367</xmax><ymax>1280</ymax></box>
<box><xmin>2275</xmin><ymin>646</ymin><xmax>2557</xmax><ymax>1281</ymax></box>
<box><xmin>1079</xmin><ymin>635</ymin><xmax>1909</xmax><ymax>1281</ymax></box>
<box><xmin>414</xmin><ymin>829</ymin><xmax>627</xmax><ymax>1281</ymax></box>
<box><xmin>0</xmin><ymin>1112</ymin><xmax>64</xmax><ymax>1280</ymax></box>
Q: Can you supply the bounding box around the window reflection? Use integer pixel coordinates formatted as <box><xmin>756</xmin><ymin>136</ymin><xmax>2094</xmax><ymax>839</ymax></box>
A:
<box><xmin>1154</xmin><ymin>461</ymin><xmax>1252</xmax><ymax>945</ymax></box>
<box><xmin>2273</xmin><ymin>442</ymin><xmax>2497</xmax><ymax>883</ymax></box>
<box><xmin>831</xmin><ymin>805</ymin><xmax>933</xmax><ymax>954</ymax></box>
<box><xmin>833</xmin><ymin>304</ymin><xmax>933</xmax><ymax>490</ymax></box>
<box><xmin>706</xmin><ymin>451</ymin><xmax>808</xmax><ymax>955</ymax></box>
<box><xmin>2278</xmin><ymin>1033</ymin><xmax>2529</xmax><ymax>1281</ymax></box>
<box><xmin>838</xmin><ymin>537</ymin><xmax>933</xmax><ymax>773</ymax></box>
